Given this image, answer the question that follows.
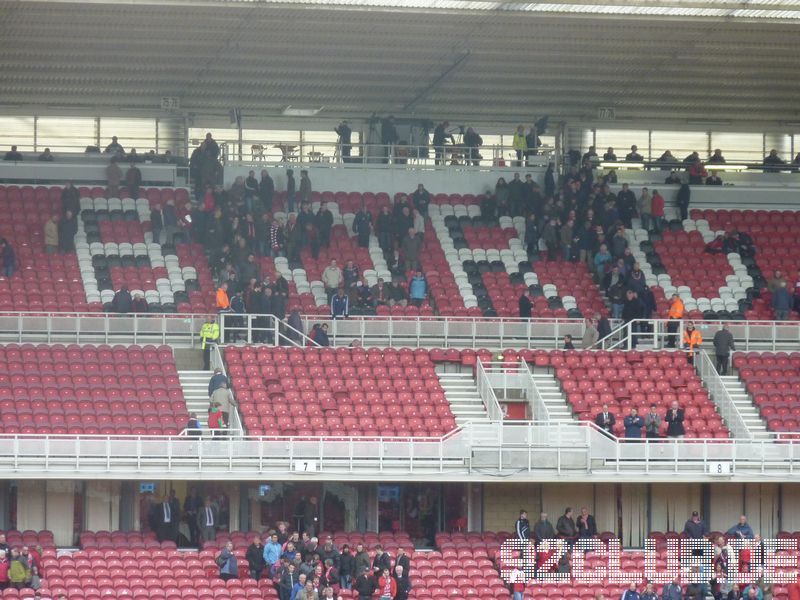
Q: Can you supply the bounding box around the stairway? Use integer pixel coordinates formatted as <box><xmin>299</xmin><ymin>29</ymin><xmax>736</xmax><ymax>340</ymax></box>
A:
<box><xmin>530</xmin><ymin>371</ymin><xmax>576</xmax><ymax>424</ymax></box>
<box><xmin>720</xmin><ymin>374</ymin><xmax>771</xmax><ymax>440</ymax></box>
<box><xmin>179</xmin><ymin>370</ymin><xmax>213</xmax><ymax>427</ymax></box>
<box><xmin>437</xmin><ymin>372</ymin><xmax>491</xmax><ymax>426</ymax></box>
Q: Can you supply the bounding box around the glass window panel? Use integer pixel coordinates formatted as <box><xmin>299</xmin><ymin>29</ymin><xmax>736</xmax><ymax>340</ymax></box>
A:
<box><xmin>0</xmin><ymin>117</ymin><xmax>35</xmax><ymax>151</ymax></box>
<box><xmin>242</xmin><ymin>129</ymin><xmax>301</xmax><ymax>162</ymax></box>
<box><xmin>37</xmin><ymin>117</ymin><xmax>96</xmax><ymax>153</ymax></box>
<box><xmin>99</xmin><ymin>118</ymin><xmax>157</xmax><ymax>153</ymax></box>
<box><xmin>650</xmin><ymin>130</ymin><xmax>709</xmax><ymax>161</ymax></box>
<box><xmin>709</xmin><ymin>132</ymin><xmax>764</xmax><ymax>162</ymax></box>
<box><xmin>594</xmin><ymin>129</ymin><xmax>649</xmax><ymax>158</ymax></box>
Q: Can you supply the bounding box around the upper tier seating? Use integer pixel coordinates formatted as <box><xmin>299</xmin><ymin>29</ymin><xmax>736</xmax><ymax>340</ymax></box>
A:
<box><xmin>225</xmin><ymin>346</ymin><xmax>457</xmax><ymax>437</ymax></box>
<box><xmin>546</xmin><ymin>350</ymin><xmax>729</xmax><ymax>438</ymax></box>
<box><xmin>0</xmin><ymin>184</ymin><xmax>215</xmax><ymax>313</ymax></box>
<box><xmin>692</xmin><ymin>208</ymin><xmax>797</xmax><ymax>320</ymax></box>
<box><xmin>733</xmin><ymin>351</ymin><xmax>800</xmax><ymax>433</ymax></box>
<box><xmin>0</xmin><ymin>343</ymin><xmax>187</xmax><ymax>435</ymax></box>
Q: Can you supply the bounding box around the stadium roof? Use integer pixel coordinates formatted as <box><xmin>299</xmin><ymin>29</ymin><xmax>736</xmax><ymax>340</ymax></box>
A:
<box><xmin>2</xmin><ymin>0</ymin><xmax>800</xmax><ymax>124</ymax></box>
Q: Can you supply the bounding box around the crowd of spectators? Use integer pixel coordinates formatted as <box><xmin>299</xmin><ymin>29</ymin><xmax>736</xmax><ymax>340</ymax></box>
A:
<box><xmin>211</xmin><ymin>524</ymin><xmax>411</xmax><ymax>600</ymax></box>
<box><xmin>0</xmin><ymin>535</ymin><xmax>43</xmax><ymax>590</ymax></box>
<box><xmin>512</xmin><ymin>509</ymin><xmax>775</xmax><ymax>600</ymax></box>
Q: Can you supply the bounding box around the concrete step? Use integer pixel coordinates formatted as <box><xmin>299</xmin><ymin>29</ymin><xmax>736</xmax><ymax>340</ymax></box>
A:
<box><xmin>438</xmin><ymin>372</ymin><xmax>491</xmax><ymax>427</ymax></box>
<box><xmin>179</xmin><ymin>370</ymin><xmax>214</xmax><ymax>427</ymax></box>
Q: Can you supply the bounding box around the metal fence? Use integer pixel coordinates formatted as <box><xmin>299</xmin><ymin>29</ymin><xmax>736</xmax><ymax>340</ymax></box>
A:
<box><xmin>0</xmin><ymin>422</ymin><xmax>799</xmax><ymax>479</ymax></box>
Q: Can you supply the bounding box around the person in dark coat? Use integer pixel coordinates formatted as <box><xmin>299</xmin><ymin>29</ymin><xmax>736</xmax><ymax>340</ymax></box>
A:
<box><xmin>111</xmin><ymin>286</ymin><xmax>133</xmax><ymax>313</ymax></box>
<box><xmin>676</xmin><ymin>183</ymin><xmax>691</xmax><ymax>221</ymax></box>
<box><xmin>393</xmin><ymin>565</ymin><xmax>411</xmax><ymax>600</ymax></box>
<box><xmin>61</xmin><ymin>183</ymin><xmax>80</xmax><ymax>216</ymax></box>
<box><xmin>259</xmin><ymin>169</ymin><xmax>275</xmax><ymax>212</ymax></box>
<box><xmin>665</xmin><ymin>400</ymin><xmax>685</xmax><ymax>438</ymax></box>
<box><xmin>594</xmin><ymin>404</ymin><xmax>616</xmax><ymax>435</ymax></box>
<box><xmin>533</xmin><ymin>512</ymin><xmax>556</xmax><ymax>542</ymax></box>
<box><xmin>335</xmin><ymin>121</ymin><xmax>352</xmax><ymax>161</ymax></box>
<box><xmin>246</xmin><ymin>536</ymin><xmax>267</xmax><ymax>581</ymax></box>
<box><xmin>576</xmin><ymin>507</ymin><xmax>597</xmax><ymax>539</ymax></box>
<box><xmin>519</xmin><ymin>290</ymin><xmax>533</xmax><ymax>318</ymax></box>
<box><xmin>683</xmin><ymin>511</ymin><xmax>708</xmax><ymax>539</ymax></box>
<box><xmin>515</xmin><ymin>510</ymin><xmax>531</xmax><ymax>540</ymax></box>
<box><xmin>352</xmin><ymin>205</ymin><xmax>372</xmax><ymax>248</ymax></box>
<box><xmin>354</xmin><ymin>567</ymin><xmax>376</xmax><ymax>600</ymax></box>
<box><xmin>623</xmin><ymin>408</ymin><xmax>645</xmax><ymax>438</ymax></box>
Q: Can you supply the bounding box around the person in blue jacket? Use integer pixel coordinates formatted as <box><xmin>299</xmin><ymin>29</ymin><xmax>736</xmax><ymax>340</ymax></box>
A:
<box><xmin>408</xmin><ymin>270</ymin><xmax>428</xmax><ymax>307</ymax></box>
<box><xmin>623</xmin><ymin>408</ymin><xmax>645</xmax><ymax>439</ymax></box>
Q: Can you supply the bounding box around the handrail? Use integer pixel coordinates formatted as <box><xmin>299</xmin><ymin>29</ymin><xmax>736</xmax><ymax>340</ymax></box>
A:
<box><xmin>694</xmin><ymin>349</ymin><xmax>753</xmax><ymax>441</ymax></box>
<box><xmin>520</xmin><ymin>358</ymin><xmax>550</xmax><ymax>424</ymax></box>
<box><xmin>210</xmin><ymin>343</ymin><xmax>244</xmax><ymax>437</ymax></box>
<box><xmin>475</xmin><ymin>360</ymin><xmax>504</xmax><ymax>423</ymax></box>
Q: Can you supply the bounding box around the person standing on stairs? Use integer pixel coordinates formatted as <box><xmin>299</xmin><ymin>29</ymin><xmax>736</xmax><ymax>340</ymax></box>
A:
<box><xmin>712</xmin><ymin>324</ymin><xmax>735</xmax><ymax>375</ymax></box>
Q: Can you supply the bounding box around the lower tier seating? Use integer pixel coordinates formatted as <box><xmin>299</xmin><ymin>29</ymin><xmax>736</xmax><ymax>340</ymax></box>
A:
<box><xmin>0</xmin><ymin>343</ymin><xmax>187</xmax><ymax>435</ymax></box>
<box><xmin>225</xmin><ymin>346</ymin><xmax>457</xmax><ymax>437</ymax></box>
<box><xmin>733</xmin><ymin>351</ymin><xmax>800</xmax><ymax>433</ymax></box>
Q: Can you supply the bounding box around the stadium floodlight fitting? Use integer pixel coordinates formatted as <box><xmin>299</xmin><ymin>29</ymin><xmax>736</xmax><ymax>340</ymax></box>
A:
<box><xmin>282</xmin><ymin>106</ymin><xmax>324</xmax><ymax>116</ymax></box>
<box><xmin>599</xmin><ymin>162</ymin><xmax>643</xmax><ymax>169</ymax></box>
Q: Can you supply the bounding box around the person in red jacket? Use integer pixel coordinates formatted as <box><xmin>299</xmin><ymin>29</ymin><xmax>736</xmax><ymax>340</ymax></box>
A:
<box><xmin>0</xmin><ymin>550</ymin><xmax>9</xmax><ymax>589</ymax></box>
<box><xmin>650</xmin><ymin>189</ymin><xmax>665</xmax><ymax>234</ymax></box>
<box><xmin>377</xmin><ymin>568</ymin><xmax>396</xmax><ymax>600</ymax></box>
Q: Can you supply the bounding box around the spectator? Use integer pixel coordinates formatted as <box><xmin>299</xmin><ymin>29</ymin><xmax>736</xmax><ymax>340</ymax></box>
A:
<box><xmin>126</xmin><ymin>162</ymin><xmax>142</xmax><ymax>198</ymax></box>
<box><xmin>331</xmin><ymin>288</ymin><xmax>349</xmax><ymax>319</ymax></box>
<box><xmin>432</xmin><ymin>121</ymin><xmax>454</xmax><ymax>165</ymax></box>
<box><xmin>210</xmin><ymin>382</ymin><xmax>234</xmax><ymax>426</ymax></box>
<box><xmin>296</xmin><ymin>581</ymin><xmax>318</xmax><ymax>600</ymax></box>
<box><xmin>8</xmin><ymin>550</ymin><xmax>26</xmax><ymax>589</ymax></box>
<box><xmin>637</xmin><ymin>188</ymin><xmax>652</xmax><ymax>232</ymax></box>
<box><xmin>623</xmin><ymin>408</ymin><xmax>644</xmax><ymax>439</ymax></box>
<box><xmin>317</xmin><ymin>202</ymin><xmax>334</xmax><ymax>248</ymax></box>
<box><xmin>577</xmin><ymin>507</ymin><xmax>597</xmax><ymax>539</ymax></box>
<box><xmin>338</xmin><ymin>544</ymin><xmax>354</xmax><ymax>590</ymax></box>
<box><xmin>726</xmin><ymin>515</ymin><xmax>755</xmax><ymax>540</ymax></box>
<box><xmin>259</xmin><ymin>169</ymin><xmax>275</xmax><ymax>211</ymax></box>
<box><xmin>58</xmin><ymin>209</ymin><xmax>77</xmax><ymax>253</ymax></box>
<box><xmin>509</xmin><ymin>566</ymin><xmax>526</xmax><ymax>600</ymax></box>
<box><xmin>644</xmin><ymin>404</ymin><xmax>662</xmax><ymax>438</ymax></box>
<box><xmin>641</xmin><ymin>583</ymin><xmax>658</xmax><ymax>600</ymax></box>
<box><xmin>625</xmin><ymin>145</ymin><xmax>644</xmax><ymax>162</ymax></box>
<box><xmin>264</xmin><ymin>533</ymin><xmax>283</xmax><ymax>577</ymax></box>
<box><xmin>299</xmin><ymin>170</ymin><xmax>312</xmax><ymax>204</ymax></box>
<box><xmin>104</xmin><ymin>136</ymin><xmax>124</xmax><ymax>154</ymax></box>
<box><xmin>335</xmin><ymin>120</ymin><xmax>352</xmax><ymax>161</ymax></box>
<box><xmin>44</xmin><ymin>214</ymin><xmax>59</xmax><ymax>254</ymax></box>
<box><xmin>665</xmin><ymin>170</ymin><xmax>682</xmax><ymax>184</ymax></box>
<box><xmin>657</xmin><ymin>150</ymin><xmax>676</xmax><ymax>167</ymax></box>
<box><xmin>286</xmin><ymin>169</ymin><xmax>296</xmax><ymax>213</ymax></box>
<box><xmin>408</xmin><ymin>270</ymin><xmax>427</xmax><ymax>307</ymax></box>
<box><xmin>763</xmin><ymin>149</ymin><xmax>786</xmax><ymax>172</ymax></box>
<box><xmin>583</xmin><ymin>145</ymin><xmax>598</xmax><ymax>163</ymax></box>
<box><xmin>515</xmin><ymin>510</ymin><xmax>531</xmax><ymax>540</ymax></box>
<box><xmin>378</xmin><ymin>569</ymin><xmax>397</xmax><ymax>600</ymax></box>
<box><xmin>684</xmin><ymin>511</ymin><xmax>709</xmax><ymax>539</ymax></box>
<box><xmin>594</xmin><ymin>244</ymin><xmax>612</xmax><ymax>278</ymax></box>
<box><xmin>208</xmin><ymin>402</ymin><xmax>225</xmax><ymax>436</ymax></box>
<box><xmin>291</xmin><ymin>573</ymin><xmax>308</xmax><ymax>600</ymax></box>
<box><xmin>198</xmin><ymin>498</ymin><xmax>219</xmax><ymax>542</ymax></box>
<box><xmin>676</xmin><ymin>183</ymin><xmax>691</xmax><ymax>221</ymax></box>
<box><xmin>111</xmin><ymin>285</ymin><xmax>133</xmax><ymax>313</ymax></box>
<box><xmin>322</xmin><ymin>260</ymin><xmax>343</xmax><ymax>300</ymax></box>
<box><xmin>463</xmin><ymin>127</ymin><xmax>483</xmax><ymax>166</ymax></box>
<box><xmin>772</xmin><ymin>281</ymin><xmax>792</xmax><ymax>320</ymax></box>
<box><xmin>582</xmin><ymin>318</ymin><xmax>599</xmax><ymax>348</ymax></box>
<box><xmin>706</xmin><ymin>171</ymin><xmax>723</xmax><ymax>185</ymax></box>
<box><xmin>186</xmin><ymin>413</ymin><xmax>201</xmax><ymax>437</ymax></box>
<box><xmin>3</xmin><ymin>146</ymin><xmax>23</xmax><ymax>161</ymax></box>
<box><xmin>342</xmin><ymin>259</ymin><xmax>359</xmax><ymax>289</ymax></box>
<box><xmin>519</xmin><ymin>289</ymin><xmax>533</xmax><ymax>318</ymax></box>
<box><xmin>767</xmin><ymin>270</ymin><xmax>786</xmax><ymax>293</ymax></box>
<box><xmin>314</xmin><ymin>323</ymin><xmax>330</xmax><ymax>346</ymax></box>
<box><xmin>352</xmin><ymin>204</ymin><xmax>372</xmax><ymax>248</ymax></box>
<box><xmin>563</xmin><ymin>334</ymin><xmax>575</xmax><ymax>349</ymax></box>
<box><xmin>687</xmin><ymin>160</ymin><xmax>708</xmax><ymax>185</ymax></box>
<box><xmin>393</xmin><ymin>565</ymin><xmax>411</xmax><ymax>600</ymax></box>
<box><xmin>246</xmin><ymin>535</ymin><xmax>267</xmax><ymax>581</ymax></box>
<box><xmin>533</xmin><ymin>512</ymin><xmax>556</xmax><ymax>542</ymax></box>
<box><xmin>595</xmin><ymin>404</ymin><xmax>616</xmax><ymax>435</ymax></box>
<box><xmin>38</xmin><ymin>148</ymin><xmax>54</xmax><ymax>161</ymax></box>
<box><xmin>713</xmin><ymin>324</ymin><xmax>735</xmax><ymax>375</ymax></box>
<box><xmin>661</xmin><ymin>577</ymin><xmax>683</xmax><ymax>600</ymax></box>
<box><xmin>512</xmin><ymin>125</ymin><xmax>527</xmax><ymax>166</ymax></box>
<box><xmin>106</xmin><ymin>157</ymin><xmax>123</xmax><ymax>197</ymax></box>
<box><xmin>665</xmin><ymin>400</ymin><xmax>685</xmax><ymax>438</ymax></box>
<box><xmin>280</xmin><ymin>564</ymin><xmax>299</xmax><ymax>600</ymax></box>
<box><xmin>603</xmin><ymin>147</ymin><xmax>617</xmax><ymax>161</ymax></box>
<box><xmin>621</xmin><ymin>582</ymin><xmax>641</xmax><ymax>600</ymax></box>
<box><xmin>354</xmin><ymin>567</ymin><xmax>375</xmax><ymax>600</ymax></box>
<box><xmin>666</xmin><ymin>294</ymin><xmax>685</xmax><ymax>348</ymax></box>
<box><xmin>708</xmin><ymin>149</ymin><xmax>726</xmax><ymax>164</ymax></box>
<box><xmin>556</xmin><ymin>508</ymin><xmax>578</xmax><ymax>545</ymax></box>
<box><xmin>650</xmin><ymin>189</ymin><xmax>665</xmax><ymax>234</ymax></box>
<box><xmin>61</xmin><ymin>182</ymin><xmax>80</xmax><ymax>215</ymax></box>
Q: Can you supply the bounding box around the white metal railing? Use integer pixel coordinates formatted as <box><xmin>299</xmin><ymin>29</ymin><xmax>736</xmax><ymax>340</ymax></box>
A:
<box><xmin>0</xmin><ymin>422</ymin><xmax>799</xmax><ymax>478</ymax></box>
<box><xmin>3</xmin><ymin>312</ymin><xmax>800</xmax><ymax>352</ymax></box>
<box><xmin>475</xmin><ymin>361</ymin><xmax>505</xmax><ymax>422</ymax></box>
<box><xmin>521</xmin><ymin>359</ymin><xmax>550</xmax><ymax>424</ymax></box>
<box><xmin>217</xmin><ymin>139</ymin><xmax>554</xmax><ymax>168</ymax></box>
<box><xmin>218</xmin><ymin>313</ymin><xmax>319</xmax><ymax>347</ymax></box>
<box><xmin>695</xmin><ymin>349</ymin><xmax>753</xmax><ymax>440</ymax></box>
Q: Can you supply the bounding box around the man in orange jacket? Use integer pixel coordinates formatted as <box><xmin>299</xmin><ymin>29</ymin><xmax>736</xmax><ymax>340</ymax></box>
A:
<box><xmin>215</xmin><ymin>282</ymin><xmax>230</xmax><ymax>312</ymax></box>
<box><xmin>683</xmin><ymin>321</ymin><xmax>703</xmax><ymax>364</ymax></box>
<box><xmin>666</xmin><ymin>294</ymin><xmax>684</xmax><ymax>348</ymax></box>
